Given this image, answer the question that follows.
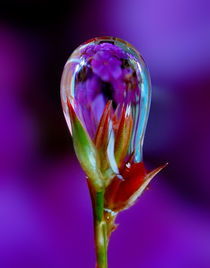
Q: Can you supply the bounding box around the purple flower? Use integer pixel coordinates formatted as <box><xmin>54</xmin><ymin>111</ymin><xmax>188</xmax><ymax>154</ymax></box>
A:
<box><xmin>81</xmin><ymin>45</ymin><xmax>95</xmax><ymax>59</ymax></box>
<box><xmin>81</xmin><ymin>42</ymin><xmax>128</xmax><ymax>83</ymax></box>
<box><xmin>98</xmin><ymin>43</ymin><xmax>127</xmax><ymax>59</ymax></box>
<box><xmin>91</xmin><ymin>51</ymin><xmax>122</xmax><ymax>82</ymax></box>
<box><xmin>74</xmin><ymin>41</ymin><xmax>140</xmax><ymax>137</ymax></box>
<box><xmin>82</xmin><ymin>42</ymin><xmax>127</xmax><ymax>60</ymax></box>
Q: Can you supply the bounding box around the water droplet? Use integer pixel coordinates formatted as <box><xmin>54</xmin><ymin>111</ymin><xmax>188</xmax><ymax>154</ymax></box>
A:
<box><xmin>60</xmin><ymin>37</ymin><xmax>151</xmax><ymax>164</ymax></box>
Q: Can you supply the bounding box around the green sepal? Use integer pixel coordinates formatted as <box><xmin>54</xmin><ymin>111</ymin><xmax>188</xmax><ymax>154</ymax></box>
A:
<box><xmin>67</xmin><ymin>99</ymin><xmax>103</xmax><ymax>191</ymax></box>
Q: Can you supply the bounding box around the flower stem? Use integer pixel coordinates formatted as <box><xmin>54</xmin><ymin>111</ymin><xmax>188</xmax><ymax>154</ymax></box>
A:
<box><xmin>94</xmin><ymin>190</ymin><xmax>108</xmax><ymax>268</ymax></box>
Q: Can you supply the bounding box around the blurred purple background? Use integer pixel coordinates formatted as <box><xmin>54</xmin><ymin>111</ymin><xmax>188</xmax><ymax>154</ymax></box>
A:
<box><xmin>0</xmin><ymin>1</ymin><xmax>210</xmax><ymax>267</ymax></box>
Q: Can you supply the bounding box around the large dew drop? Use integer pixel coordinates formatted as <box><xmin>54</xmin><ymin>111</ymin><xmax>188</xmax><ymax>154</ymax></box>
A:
<box><xmin>60</xmin><ymin>36</ymin><xmax>151</xmax><ymax>163</ymax></box>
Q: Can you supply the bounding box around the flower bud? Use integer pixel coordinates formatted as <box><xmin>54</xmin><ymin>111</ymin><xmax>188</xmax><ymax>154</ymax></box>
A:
<box><xmin>61</xmin><ymin>37</ymin><xmax>151</xmax><ymax>187</ymax></box>
<box><xmin>60</xmin><ymin>37</ymin><xmax>165</xmax><ymax>198</ymax></box>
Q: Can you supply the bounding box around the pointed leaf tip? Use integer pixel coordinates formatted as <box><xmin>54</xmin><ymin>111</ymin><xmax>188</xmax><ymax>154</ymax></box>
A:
<box><xmin>114</xmin><ymin>104</ymin><xmax>133</xmax><ymax>167</ymax></box>
<box><xmin>106</xmin><ymin>161</ymin><xmax>168</xmax><ymax>212</ymax></box>
<box><xmin>125</xmin><ymin>162</ymin><xmax>168</xmax><ymax>209</ymax></box>
<box><xmin>94</xmin><ymin>100</ymin><xmax>112</xmax><ymax>147</ymax></box>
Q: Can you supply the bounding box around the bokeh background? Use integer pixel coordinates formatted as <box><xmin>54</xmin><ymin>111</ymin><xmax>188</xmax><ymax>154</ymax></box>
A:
<box><xmin>0</xmin><ymin>1</ymin><xmax>210</xmax><ymax>267</ymax></box>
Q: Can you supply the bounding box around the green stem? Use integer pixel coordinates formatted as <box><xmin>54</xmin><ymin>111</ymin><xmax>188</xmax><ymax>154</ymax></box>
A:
<box><xmin>94</xmin><ymin>191</ymin><xmax>108</xmax><ymax>268</ymax></box>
